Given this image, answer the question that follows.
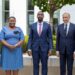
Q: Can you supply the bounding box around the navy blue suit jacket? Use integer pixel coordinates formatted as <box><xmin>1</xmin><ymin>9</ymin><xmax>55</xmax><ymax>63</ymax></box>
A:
<box><xmin>56</xmin><ymin>23</ymin><xmax>75</xmax><ymax>54</ymax></box>
<box><xmin>28</xmin><ymin>22</ymin><xmax>52</xmax><ymax>52</ymax></box>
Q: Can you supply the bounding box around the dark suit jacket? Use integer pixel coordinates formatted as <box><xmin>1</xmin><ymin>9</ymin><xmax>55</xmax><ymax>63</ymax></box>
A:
<box><xmin>28</xmin><ymin>22</ymin><xmax>53</xmax><ymax>51</ymax></box>
<box><xmin>56</xmin><ymin>23</ymin><xmax>75</xmax><ymax>54</ymax></box>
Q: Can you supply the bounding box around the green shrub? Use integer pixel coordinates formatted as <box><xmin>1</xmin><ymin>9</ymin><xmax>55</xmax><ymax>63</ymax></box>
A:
<box><xmin>22</xmin><ymin>35</ymin><xmax>29</xmax><ymax>53</ymax></box>
<box><xmin>0</xmin><ymin>43</ymin><xmax>2</xmax><ymax>54</ymax></box>
<box><xmin>52</xmin><ymin>35</ymin><xmax>56</xmax><ymax>55</ymax></box>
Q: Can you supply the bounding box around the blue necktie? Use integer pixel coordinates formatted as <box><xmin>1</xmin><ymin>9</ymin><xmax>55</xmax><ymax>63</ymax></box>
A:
<box><xmin>64</xmin><ymin>24</ymin><xmax>67</xmax><ymax>36</ymax></box>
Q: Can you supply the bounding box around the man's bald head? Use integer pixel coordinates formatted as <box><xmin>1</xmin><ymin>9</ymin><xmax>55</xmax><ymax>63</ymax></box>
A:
<box><xmin>37</xmin><ymin>11</ymin><xmax>44</xmax><ymax>22</ymax></box>
<box><xmin>37</xmin><ymin>11</ymin><xmax>44</xmax><ymax>16</ymax></box>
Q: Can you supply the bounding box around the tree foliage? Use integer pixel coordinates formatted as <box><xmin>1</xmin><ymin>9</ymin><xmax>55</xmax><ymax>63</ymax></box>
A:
<box><xmin>32</xmin><ymin>0</ymin><xmax>75</xmax><ymax>13</ymax></box>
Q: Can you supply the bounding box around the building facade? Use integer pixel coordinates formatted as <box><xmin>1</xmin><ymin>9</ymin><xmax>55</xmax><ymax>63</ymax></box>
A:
<box><xmin>0</xmin><ymin>0</ymin><xmax>75</xmax><ymax>35</ymax></box>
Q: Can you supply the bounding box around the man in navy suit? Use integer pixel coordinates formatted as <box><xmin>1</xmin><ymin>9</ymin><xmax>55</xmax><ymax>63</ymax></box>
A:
<box><xmin>28</xmin><ymin>11</ymin><xmax>52</xmax><ymax>75</ymax></box>
<box><xmin>56</xmin><ymin>12</ymin><xmax>75</xmax><ymax>75</ymax></box>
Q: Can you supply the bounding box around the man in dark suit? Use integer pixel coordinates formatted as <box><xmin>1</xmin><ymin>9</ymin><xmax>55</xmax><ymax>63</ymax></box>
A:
<box><xmin>28</xmin><ymin>11</ymin><xmax>52</xmax><ymax>75</ymax></box>
<box><xmin>56</xmin><ymin>12</ymin><xmax>75</xmax><ymax>75</ymax></box>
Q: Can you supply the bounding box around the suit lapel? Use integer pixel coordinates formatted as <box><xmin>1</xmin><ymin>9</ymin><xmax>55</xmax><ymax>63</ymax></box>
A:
<box><xmin>34</xmin><ymin>22</ymin><xmax>38</xmax><ymax>36</ymax></box>
<box><xmin>67</xmin><ymin>23</ymin><xmax>72</xmax><ymax>36</ymax></box>
<box><xmin>61</xmin><ymin>24</ymin><xmax>65</xmax><ymax>36</ymax></box>
<box><xmin>41</xmin><ymin>22</ymin><xmax>45</xmax><ymax>35</ymax></box>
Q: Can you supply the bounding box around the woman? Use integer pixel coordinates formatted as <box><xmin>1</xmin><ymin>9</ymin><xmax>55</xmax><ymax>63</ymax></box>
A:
<box><xmin>0</xmin><ymin>17</ymin><xmax>24</xmax><ymax>75</ymax></box>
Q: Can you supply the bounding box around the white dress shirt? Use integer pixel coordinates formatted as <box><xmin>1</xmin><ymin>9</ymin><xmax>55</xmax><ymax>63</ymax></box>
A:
<box><xmin>37</xmin><ymin>22</ymin><xmax>43</xmax><ymax>35</ymax></box>
<box><xmin>64</xmin><ymin>22</ymin><xmax>70</xmax><ymax>35</ymax></box>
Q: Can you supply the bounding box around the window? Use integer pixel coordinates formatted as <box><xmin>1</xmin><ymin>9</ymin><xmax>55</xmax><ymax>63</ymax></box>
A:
<box><xmin>3</xmin><ymin>0</ymin><xmax>9</xmax><ymax>25</ymax></box>
<box><xmin>27</xmin><ymin>0</ymin><xmax>34</xmax><ymax>34</ymax></box>
<box><xmin>28</xmin><ymin>0</ymin><xmax>34</xmax><ymax>10</ymax></box>
<box><xmin>28</xmin><ymin>11</ymin><xmax>34</xmax><ymax>26</ymax></box>
<box><xmin>27</xmin><ymin>0</ymin><xmax>34</xmax><ymax>26</ymax></box>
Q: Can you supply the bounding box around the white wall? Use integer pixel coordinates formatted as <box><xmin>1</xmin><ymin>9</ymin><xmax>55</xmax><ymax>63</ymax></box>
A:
<box><xmin>0</xmin><ymin>0</ymin><xmax>2</xmax><ymax>31</ymax></box>
<box><xmin>60</xmin><ymin>4</ymin><xmax>75</xmax><ymax>24</ymax></box>
<box><xmin>3</xmin><ymin>1</ymin><xmax>75</xmax><ymax>34</ymax></box>
<box><xmin>10</xmin><ymin>0</ymin><xmax>27</xmax><ymax>35</ymax></box>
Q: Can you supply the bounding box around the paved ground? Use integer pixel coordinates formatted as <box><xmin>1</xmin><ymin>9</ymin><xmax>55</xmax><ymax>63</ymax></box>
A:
<box><xmin>0</xmin><ymin>55</ymin><xmax>75</xmax><ymax>75</ymax></box>
<box><xmin>0</xmin><ymin>66</ymin><xmax>75</xmax><ymax>75</ymax></box>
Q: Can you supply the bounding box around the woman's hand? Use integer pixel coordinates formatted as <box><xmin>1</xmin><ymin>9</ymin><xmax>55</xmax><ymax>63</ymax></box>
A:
<box><xmin>14</xmin><ymin>40</ymin><xmax>24</xmax><ymax>48</ymax></box>
<box><xmin>1</xmin><ymin>40</ymin><xmax>16</xmax><ymax>49</ymax></box>
<box><xmin>14</xmin><ymin>44</ymin><xmax>18</xmax><ymax>48</ymax></box>
<box><xmin>28</xmin><ymin>51</ymin><xmax>32</xmax><ymax>56</ymax></box>
<box><xmin>8</xmin><ymin>45</ymin><xmax>16</xmax><ymax>49</ymax></box>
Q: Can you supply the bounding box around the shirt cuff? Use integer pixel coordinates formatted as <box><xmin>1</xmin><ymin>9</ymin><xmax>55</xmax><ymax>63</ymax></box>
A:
<box><xmin>49</xmin><ymin>49</ymin><xmax>52</xmax><ymax>51</ymax></box>
<box><xmin>74</xmin><ymin>51</ymin><xmax>75</xmax><ymax>54</ymax></box>
<box><xmin>28</xmin><ymin>49</ymin><xmax>31</xmax><ymax>51</ymax></box>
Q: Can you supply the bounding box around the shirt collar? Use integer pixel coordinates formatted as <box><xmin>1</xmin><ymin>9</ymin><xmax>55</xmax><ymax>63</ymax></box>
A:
<box><xmin>64</xmin><ymin>22</ymin><xmax>70</xmax><ymax>26</ymax></box>
<box><xmin>37</xmin><ymin>22</ymin><xmax>43</xmax><ymax>25</ymax></box>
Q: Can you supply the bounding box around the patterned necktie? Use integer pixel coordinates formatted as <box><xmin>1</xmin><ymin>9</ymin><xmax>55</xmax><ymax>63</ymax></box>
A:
<box><xmin>64</xmin><ymin>24</ymin><xmax>67</xmax><ymax>36</ymax></box>
<box><xmin>39</xmin><ymin>23</ymin><xmax>42</xmax><ymax>36</ymax></box>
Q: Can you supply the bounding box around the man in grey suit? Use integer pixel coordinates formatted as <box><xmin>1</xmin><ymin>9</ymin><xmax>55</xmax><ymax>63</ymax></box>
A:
<box><xmin>56</xmin><ymin>13</ymin><xmax>75</xmax><ymax>75</ymax></box>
